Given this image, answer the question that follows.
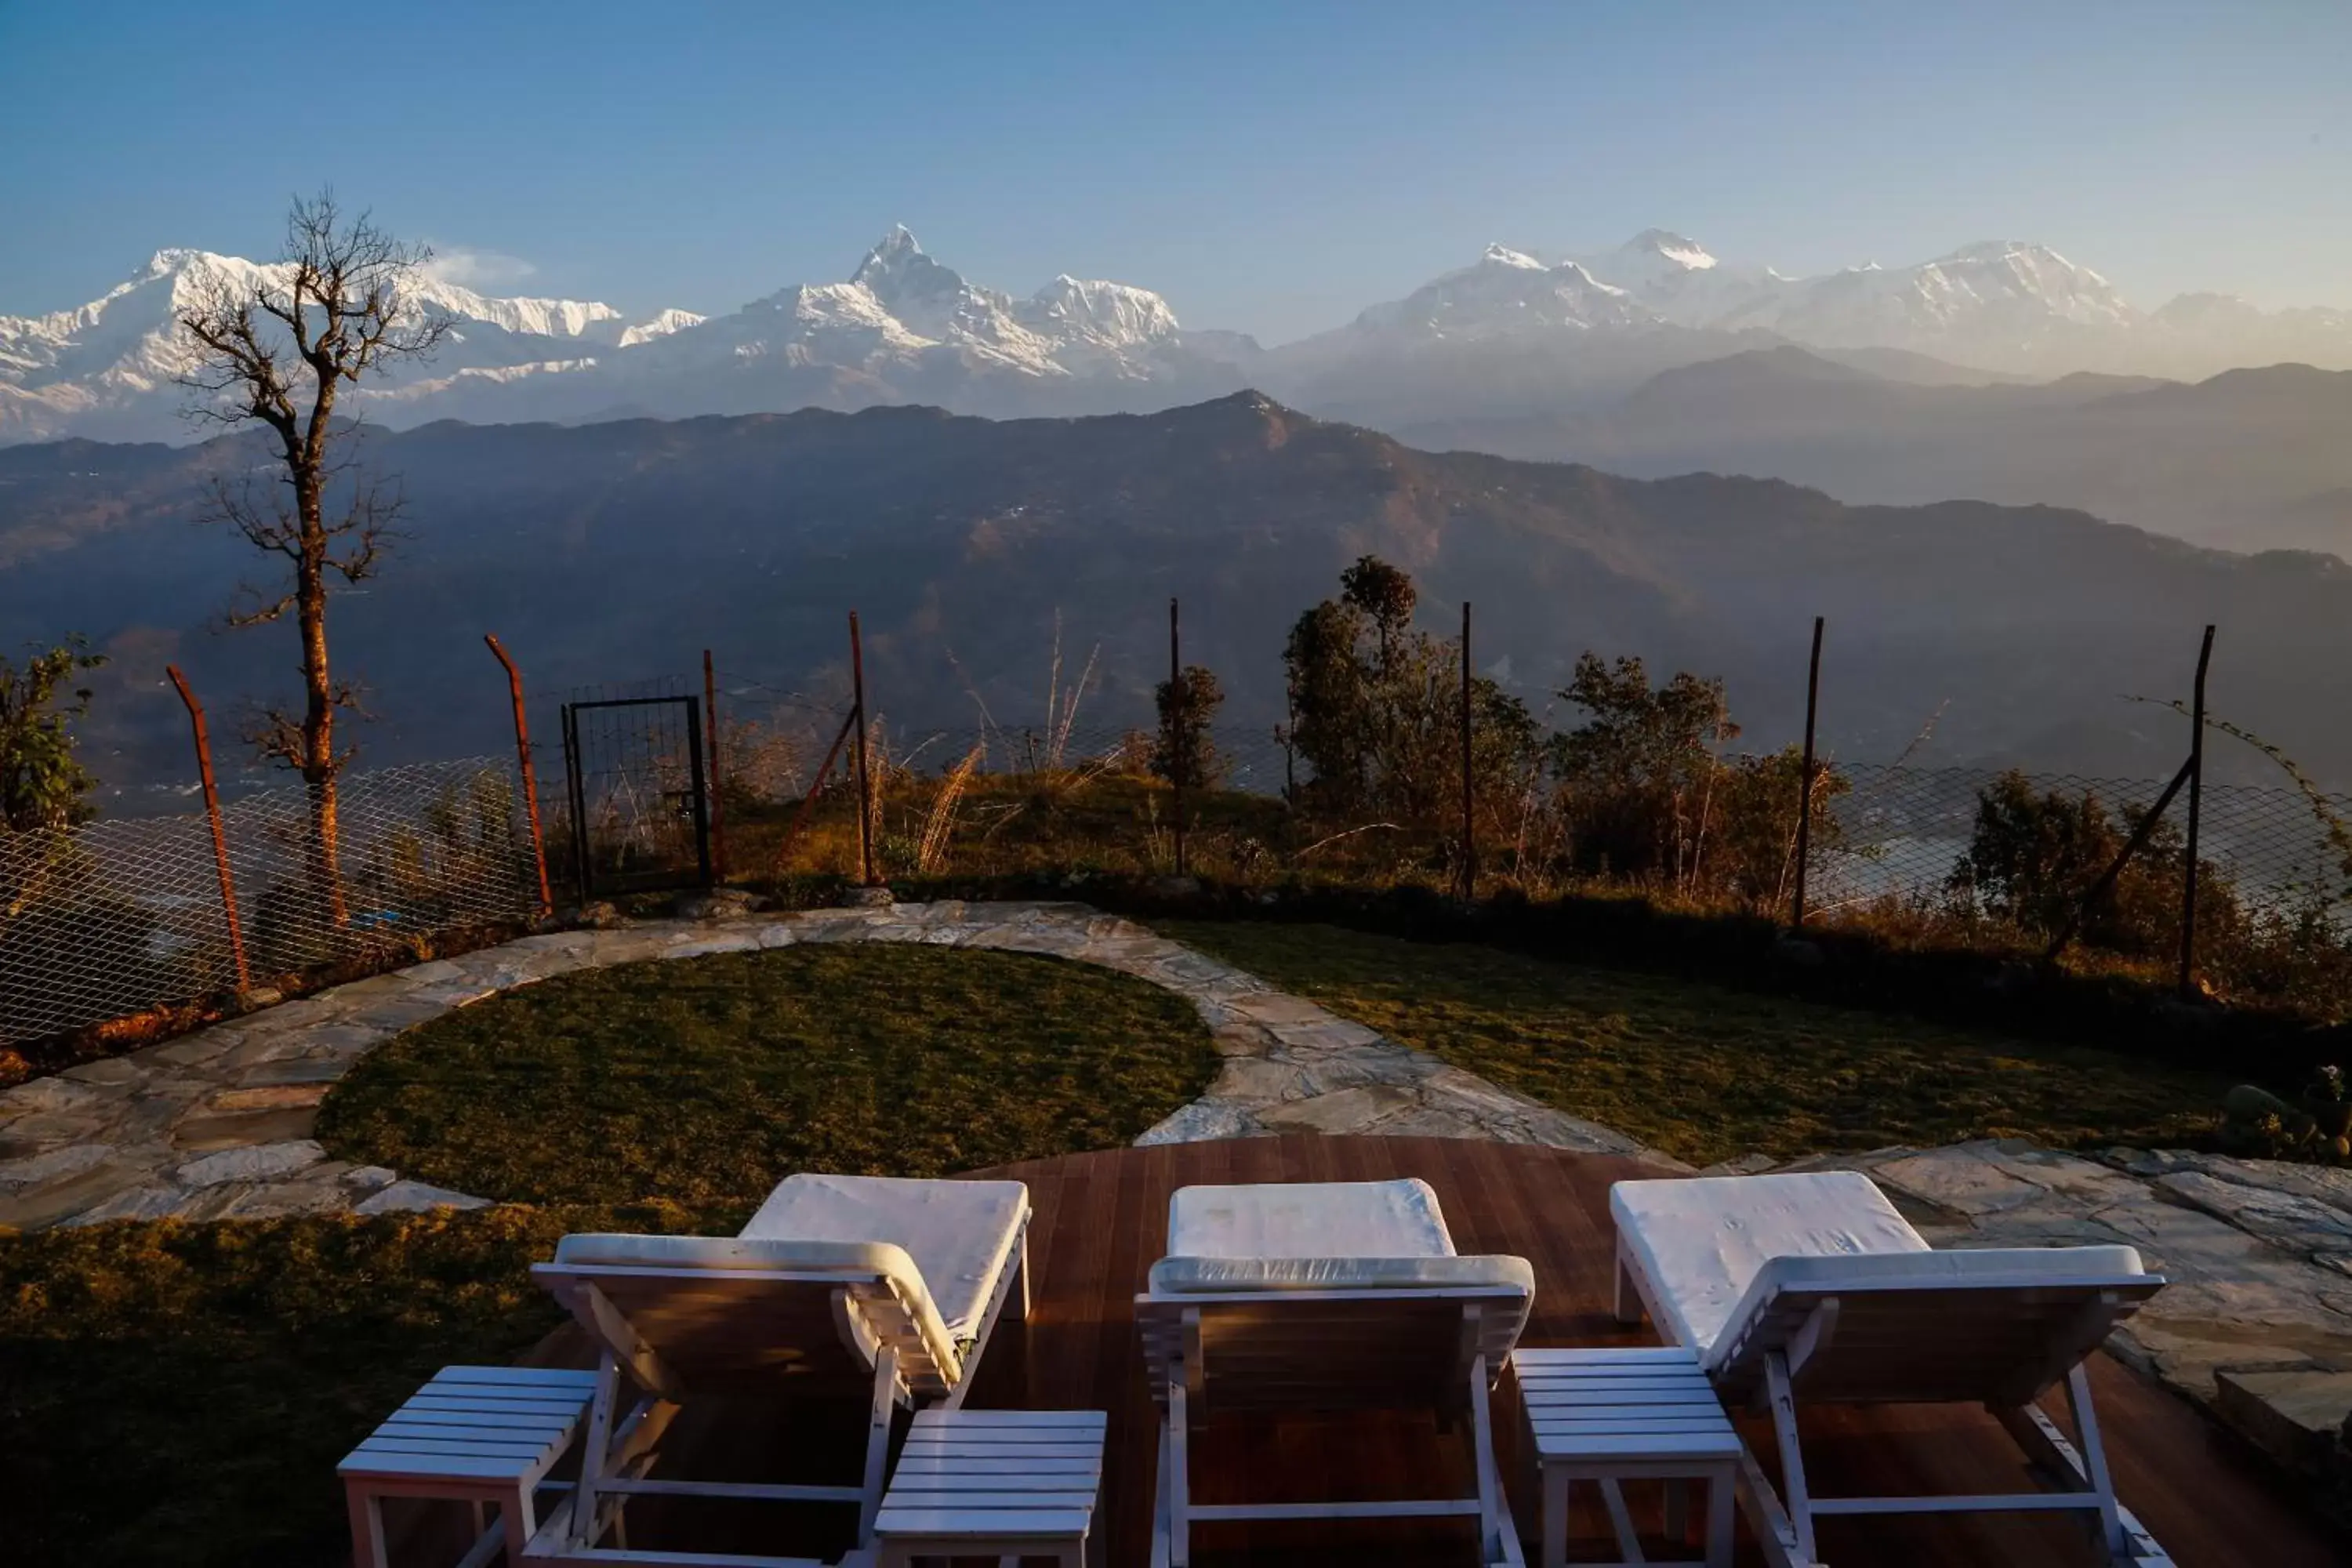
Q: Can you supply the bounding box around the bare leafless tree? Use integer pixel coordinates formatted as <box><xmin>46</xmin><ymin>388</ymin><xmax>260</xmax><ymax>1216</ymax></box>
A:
<box><xmin>176</xmin><ymin>192</ymin><xmax>445</xmax><ymax>921</ymax></box>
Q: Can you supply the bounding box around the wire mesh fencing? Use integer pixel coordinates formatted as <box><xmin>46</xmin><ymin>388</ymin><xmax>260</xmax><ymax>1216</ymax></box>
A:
<box><xmin>0</xmin><ymin>757</ymin><xmax>537</xmax><ymax>1047</ymax></box>
<box><xmin>1812</xmin><ymin>761</ymin><xmax>2352</xmax><ymax>939</ymax></box>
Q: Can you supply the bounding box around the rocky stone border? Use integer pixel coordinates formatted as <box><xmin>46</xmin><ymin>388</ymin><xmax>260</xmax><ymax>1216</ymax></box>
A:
<box><xmin>1727</xmin><ymin>1138</ymin><xmax>2352</xmax><ymax>1498</ymax></box>
<box><xmin>0</xmin><ymin>900</ymin><xmax>1672</xmax><ymax>1233</ymax></box>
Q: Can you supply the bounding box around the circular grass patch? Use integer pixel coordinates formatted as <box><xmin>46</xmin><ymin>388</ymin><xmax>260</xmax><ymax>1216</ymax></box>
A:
<box><xmin>317</xmin><ymin>943</ymin><xmax>1217</xmax><ymax>1220</ymax></box>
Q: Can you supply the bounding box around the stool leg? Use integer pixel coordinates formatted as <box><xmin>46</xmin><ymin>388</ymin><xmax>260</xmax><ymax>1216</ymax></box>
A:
<box><xmin>1705</xmin><ymin>1465</ymin><xmax>1735</xmax><ymax>1568</ymax></box>
<box><xmin>1599</xmin><ymin>1479</ymin><xmax>1642</xmax><ymax>1566</ymax></box>
<box><xmin>505</xmin><ymin>1480</ymin><xmax>535</xmax><ymax>1563</ymax></box>
<box><xmin>344</xmin><ymin>1481</ymin><xmax>388</xmax><ymax>1568</ymax></box>
<box><xmin>1541</xmin><ymin>1468</ymin><xmax>1568</xmax><ymax>1568</ymax></box>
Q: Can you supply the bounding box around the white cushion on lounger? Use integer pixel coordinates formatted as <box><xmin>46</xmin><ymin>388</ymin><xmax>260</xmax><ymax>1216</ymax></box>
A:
<box><xmin>1167</xmin><ymin>1178</ymin><xmax>1456</xmax><ymax>1260</ymax></box>
<box><xmin>1610</xmin><ymin>1171</ymin><xmax>1929</xmax><ymax>1359</ymax></box>
<box><xmin>1148</xmin><ymin>1252</ymin><xmax>1536</xmax><ymax>1294</ymax></box>
<box><xmin>739</xmin><ymin>1174</ymin><xmax>1029</xmax><ymax>1339</ymax></box>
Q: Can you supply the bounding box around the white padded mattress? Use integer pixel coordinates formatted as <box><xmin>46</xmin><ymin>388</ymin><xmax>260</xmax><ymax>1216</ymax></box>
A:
<box><xmin>739</xmin><ymin>1173</ymin><xmax>1028</xmax><ymax>1338</ymax></box>
<box><xmin>1610</xmin><ymin>1171</ymin><xmax>1928</xmax><ymax>1359</ymax></box>
<box><xmin>1166</xmin><ymin>1178</ymin><xmax>1457</xmax><ymax>1260</ymax></box>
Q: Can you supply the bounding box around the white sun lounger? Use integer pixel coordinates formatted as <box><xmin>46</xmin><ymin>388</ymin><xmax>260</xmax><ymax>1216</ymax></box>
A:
<box><xmin>1137</xmin><ymin>1178</ymin><xmax>1532</xmax><ymax>1568</ymax></box>
<box><xmin>1610</xmin><ymin>1171</ymin><xmax>2169</xmax><ymax>1568</ymax></box>
<box><xmin>524</xmin><ymin>1174</ymin><xmax>1030</xmax><ymax>1567</ymax></box>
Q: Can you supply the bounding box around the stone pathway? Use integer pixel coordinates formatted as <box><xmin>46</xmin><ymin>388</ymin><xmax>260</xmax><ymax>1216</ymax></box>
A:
<box><xmin>0</xmin><ymin>899</ymin><xmax>1665</xmax><ymax>1233</ymax></box>
<box><xmin>1739</xmin><ymin>1140</ymin><xmax>2352</xmax><ymax>1490</ymax></box>
<box><xmin>7</xmin><ymin>898</ymin><xmax>2350</xmax><ymax>1490</ymax></box>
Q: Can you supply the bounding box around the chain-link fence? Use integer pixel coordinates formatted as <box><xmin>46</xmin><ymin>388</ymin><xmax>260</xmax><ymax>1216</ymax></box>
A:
<box><xmin>700</xmin><ymin>692</ymin><xmax>2352</xmax><ymax>1008</ymax></box>
<box><xmin>1814</xmin><ymin>762</ymin><xmax>2352</xmax><ymax>932</ymax></box>
<box><xmin>0</xmin><ymin>757</ymin><xmax>536</xmax><ymax>1047</ymax></box>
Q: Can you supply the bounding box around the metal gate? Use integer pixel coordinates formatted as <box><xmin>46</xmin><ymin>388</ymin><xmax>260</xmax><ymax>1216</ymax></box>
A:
<box><xmin>559</xmin><ymin>696</ymin><xmax>712</xmax><ymax>900</ymax></box>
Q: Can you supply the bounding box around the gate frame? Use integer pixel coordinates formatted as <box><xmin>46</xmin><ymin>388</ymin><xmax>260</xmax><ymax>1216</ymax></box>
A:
<box><xmin>558</xmin><ymin>695</ymin><xmax>713</xmax><ymax>904</ymax></box>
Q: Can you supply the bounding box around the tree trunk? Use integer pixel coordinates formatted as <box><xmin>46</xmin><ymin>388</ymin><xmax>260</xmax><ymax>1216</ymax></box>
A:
<box><xmin>295</xmin><ymin>474</ymin><xmax>349</xmax><ymax>926</ymax></box>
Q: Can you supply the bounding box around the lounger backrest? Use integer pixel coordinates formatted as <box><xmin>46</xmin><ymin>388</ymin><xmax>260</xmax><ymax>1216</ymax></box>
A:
<box><xmin>1138</xmin><ymin>1255</ymin><xmax>1534</xmax><ymax>1417</ymax></box>
<box><xmin>1705</xmin><ymin>1247</ymin><xmax>2161</xmax><ymax>1405</ymax></box>
<box><xmin>534</xmin><ymin>1233</ymin><xmax>965</xmax><ymax>1399</ymax></box>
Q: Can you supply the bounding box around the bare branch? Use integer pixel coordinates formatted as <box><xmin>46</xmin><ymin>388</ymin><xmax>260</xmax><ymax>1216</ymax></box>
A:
<box><xmin>240</xmin><ymin>706</ymin><xmax>309</xmax><ymax>771</ymax></box>
<box><xmin>223</xmin><ymin>589</ymin><xmax>298</xmax><ymax>628</ymax></box>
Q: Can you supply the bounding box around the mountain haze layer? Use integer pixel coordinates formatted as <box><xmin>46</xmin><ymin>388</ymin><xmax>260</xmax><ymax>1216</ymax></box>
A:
<box><xmin>3</xmin><ymin>394</ymin><xmax>2344</xmax><ymax>800</ymax></box>
<box><xmin>6</xmin><ymin>227</ymin><xmax>2349</xmax><ymax>448</ymax></box>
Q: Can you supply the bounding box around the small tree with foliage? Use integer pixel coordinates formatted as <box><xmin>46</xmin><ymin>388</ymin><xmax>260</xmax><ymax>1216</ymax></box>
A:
<box><xmin>1552</xmin><ymin>653</ymin><xmax>1737</xmax><ymax>881</ymax></box>
<box><xmin>1283</xmin><ymin>557</ymin><xmax>1538</xmax><ymax>822</ymax></box>
<box><xmin>0</xmin><ymin>638</ymin><xmax>106</xmax><ymax>833</ymax></box>
<box><xmin>1549</xmin><ymin>653</ymin><xmax>1846</xmax><ymax>905</ymax></box>
<box><xmin>1153</xmin><ymin>665</ymin><xmax>1226</xmax><ymax>789</ymax></box>
<box><xmin>1951</xmin><ymin>771</ymin><xmax>2241</xmax><ymax>959</ymax></box>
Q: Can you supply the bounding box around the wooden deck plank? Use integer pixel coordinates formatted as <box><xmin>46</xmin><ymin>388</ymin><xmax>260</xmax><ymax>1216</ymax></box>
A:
<box><xmin>500</xmin><ymin>1137</ymin><xmax>2338</xmax><ymax>1567</ymax></box>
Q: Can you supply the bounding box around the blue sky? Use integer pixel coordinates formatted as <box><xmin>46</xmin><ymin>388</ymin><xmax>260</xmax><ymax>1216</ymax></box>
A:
<box><xmin>2</xmin><ymin>0</ymin><xmax>2347</xmax><ymax>340</ymax></box>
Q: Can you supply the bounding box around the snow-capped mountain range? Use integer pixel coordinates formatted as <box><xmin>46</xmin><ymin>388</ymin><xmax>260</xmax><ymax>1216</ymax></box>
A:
<box><xmin>4</xmin><ymin>225</ymin><xmax>2348</xmax><ymax>445</ymax></box>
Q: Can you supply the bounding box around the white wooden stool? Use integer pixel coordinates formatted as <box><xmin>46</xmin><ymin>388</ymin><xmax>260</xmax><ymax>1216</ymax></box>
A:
<box><xmin>874</xmin><ymin>1408</ymin><xmax>1108</xmax><ymax>1567</ymax></box>
<box><xmin>1515</xmin><ymin>1347</ymin><xmax>1740</xmax><ymax>1568</ymax></box>
<box><xmin>339</xmin><ymin>1365</ymin><xmax>599</xmax><ymax>1568</ymax></box>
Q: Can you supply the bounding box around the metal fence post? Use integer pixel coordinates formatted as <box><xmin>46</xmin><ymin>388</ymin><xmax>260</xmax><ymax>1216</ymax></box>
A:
<box><xmin>1791</xmin><ymin>616</ymin><xmax>1825</xmax><ymax>930</ymax></box>
<box><xmin>165</xmin><ymin>665</ymin><xmax>252</xmax><ymax>991</ymax></box>
<box><xmin>849</xmin><ymin>611</ymin><xmax>877</xmax><ymax>887</ymax></box>
<box><xmin>703</xmin><ymin>648</ymin><xmax>728</xmax><ymax>884</ymax></box>
<box><xmin>2180</xmin><ymin>624</ymin><xmax>2216</xmax><ymax>997</ymax></box>
<box><xmin>482</xmin><ymin>634</ymin><xmax>553</xmax><ymax>918</ymax></box>
<box><xmin>1459</xmin><ymin>600</ymin><xmax>1475</xmax><ymax>901</ymax></box>
<box><xmin>1170</xmin><ymin>596</ymin><xmax>1187</xmax><ymax>877</ymax></box>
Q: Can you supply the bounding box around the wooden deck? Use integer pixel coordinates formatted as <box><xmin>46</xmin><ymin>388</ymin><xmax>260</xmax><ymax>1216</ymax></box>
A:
<box><xmin>515</xmin><ymin>1136</ymin><xmax>2339</xmax><ymax>1568</ymax></box>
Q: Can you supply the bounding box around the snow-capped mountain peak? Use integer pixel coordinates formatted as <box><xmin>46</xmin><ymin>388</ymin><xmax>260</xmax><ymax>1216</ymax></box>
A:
<box><xmin>1021</xmin><ymin>274</ymin><xmax>1181</xmax><ymax>347</ymax></box>
<box><xmin>10</xmin><ymin>222</ymin><xmax>2352</xmax><ymax>446</ymax></box>
<box><xmin>614</xmin><ymin>307</ymin><xmax>706</xmax><ymax>348</ymax></box>
<box><xmin>849</xmin><ymin>224</ymin><xmax>946</xmax><ymax>295</ymax></box>
<box><xmin>1344</xmin><ymin>245</ymin><xmax>1641</xmax><ymax>342</ymax></box>
<box><xmin>1479</xmin><ymin>244</ymin><xmax>1548</xmax><ymax>270</ymax></box>
<box><xmin>1623</xmin><ymin>229</ymin><xmax>1718</xmax><ymax>270</ymax></box>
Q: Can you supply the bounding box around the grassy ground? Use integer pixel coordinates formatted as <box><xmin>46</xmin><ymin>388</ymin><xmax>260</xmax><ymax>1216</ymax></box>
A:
<box><xmin>1156</xmin><ymin>920</ymin><xmax>2230</xmax><ymax>1164</ymax></box>
<box><xmin>5</xmin><ymin>943</ymin><xmax>1213</xmax><ymax>1568</ymax></box>
<box><xmin>316</xmin><ymin>944</ymin><xmax>1218</xmax><ymax>1221</ymax></box>
<box><xmin>0</xmin><ymin>1206</ymin><xmax>593</xmax><ymax>1568</ymax></box>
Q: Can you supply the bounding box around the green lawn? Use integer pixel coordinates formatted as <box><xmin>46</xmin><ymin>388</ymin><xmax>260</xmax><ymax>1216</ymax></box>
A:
<box><xmin>0</xmin><ymin>1206</ymin><xmax>590</xmax><ymax>1568</ymax></box>
<box><xmin>316</xmin><ymin>943</ymin><xmax>1218</xmax><ymax>1221</ymax></box>
<box><xmin>4</xmin><ymin>942</ymin><xmax>1213</xmax><ymax>1568</ymax></box>
<box><xmin>1156</xmin><ymin>920</ymin><xmax>2228</xmax><ymax>1164</ymax></box>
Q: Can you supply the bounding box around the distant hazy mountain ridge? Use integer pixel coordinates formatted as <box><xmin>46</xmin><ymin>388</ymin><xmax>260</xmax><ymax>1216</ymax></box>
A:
<box><xmin>5</xmin><ymin>226</ymin><xmax>2348</xmax><ymax>445</ymax></box>
<box><xmin>6</xmin><ymin>394</ymin><xmax>2350</xmax><ymax>794</ymax></box>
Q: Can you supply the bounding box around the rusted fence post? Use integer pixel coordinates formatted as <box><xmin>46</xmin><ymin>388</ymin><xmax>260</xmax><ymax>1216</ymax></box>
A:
<box><xmin>482</xmin><ymin>634</ymin><xmax>554</xmax><ymax>919</ymax></box>
<box><xmin>774</xmin><ymin>709</ymin><xmax>858</xmax><ymax>875</ymax></box>
<box><xmin>165</xmin><ymin>665</ymin><xmax>252</xmax><ymax>990</ymax></box>
<box><xmin>2044</xmin><ymin>756</ymin><xmax>2194</xmax><ymax>964</ymax></box>
<box><xmin>703</xmin><ymin>648</ymin><xmax>728</xmax><ymax>884</ymax></box>
<box><xmin>848</xmin><ymin>611</ymin><xmax>877</xmax><ymax>887</ymax></box>
<box><xmin>1791</xmin><ymin>616</ymin><xmax>1825</xmax><ymax>930</ymax></box>
<box><xmin>1459</xmin><ymin>600</ymin><xmax>1475</xmax><ymax>902</ymax></box>
<box><xmin>2180</xmin><ymin>625</ymin><xmax>2216</xmax><ymax>997</ymax></box>
<box><xmin>1169</xmin><ymin>597</ymin><xmax>1187</xmax><ymax>877</ymax></box>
